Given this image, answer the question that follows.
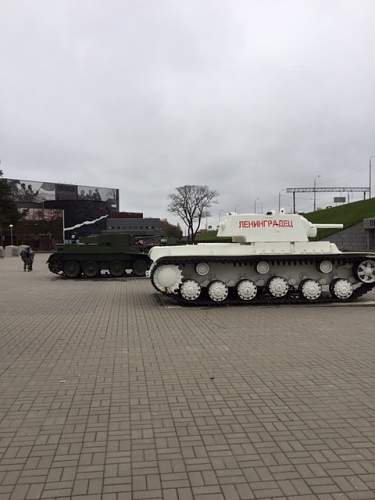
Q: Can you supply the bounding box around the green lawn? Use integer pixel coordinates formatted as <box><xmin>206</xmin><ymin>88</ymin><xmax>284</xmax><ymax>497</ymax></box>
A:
<box><xmin>197</xmin><ymin>230</ymin><xmax>231</xmax><ymax>243</ymax></box>
<box><xmin>305</xmin><ymin>198</ymin><xmax>375</xmax><ymax>239</ymax></box>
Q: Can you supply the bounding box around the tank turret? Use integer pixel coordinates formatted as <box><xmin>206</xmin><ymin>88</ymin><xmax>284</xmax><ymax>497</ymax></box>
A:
<box><xmin>149</xmin><ymin>210</ymin><xmax>375</xmax><ymax>305</ymax></box>
<box><xmin>217</xmin><ymin>211</ymin><xmax>343</xmax><ymax>242</ymax></box>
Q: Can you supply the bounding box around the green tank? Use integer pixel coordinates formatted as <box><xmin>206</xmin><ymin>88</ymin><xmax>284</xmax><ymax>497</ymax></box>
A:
<box><xmin>47</xmin><ymin>233</ymin><xmax>151</xmax><ymax>278</ymax></box>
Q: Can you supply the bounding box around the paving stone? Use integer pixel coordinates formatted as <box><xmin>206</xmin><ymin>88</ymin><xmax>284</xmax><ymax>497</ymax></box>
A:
<box><xmin>1</xmin><ymin>255</ymin><xmax>375</xmax><ymax>499</ymax></box>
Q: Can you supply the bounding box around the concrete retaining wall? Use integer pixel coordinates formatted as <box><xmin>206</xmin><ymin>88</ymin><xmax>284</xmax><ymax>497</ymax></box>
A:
<box><xmin>322</xmin><ymin>222</ymin><xmax>373</xmax><ymax>252</ymax></box>
<box><xmin>4</xmin><ymin>245</ymin><xmax>19</xmax><ymax>257</ymax></box>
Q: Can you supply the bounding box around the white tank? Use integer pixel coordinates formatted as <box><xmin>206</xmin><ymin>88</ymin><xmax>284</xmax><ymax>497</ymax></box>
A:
<box><xmin>149</xmin><ymin>211</ymin><xmax>375</xmax><ymax>304</ymax></box>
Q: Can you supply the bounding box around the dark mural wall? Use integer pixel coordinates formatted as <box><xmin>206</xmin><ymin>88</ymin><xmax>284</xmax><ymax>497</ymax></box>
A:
<box><xmin>5</xmin><ymin>178</ymin><xmax>119</xmax><ymax>209</ymax></box>
<box><xmin>3</xmin><ymin>178</ymin><xmax>120</xmax><ymax>247</ymax></box>
<box><xmin>44</xmin><ymin>200</ymin><xmax>111</xmax><ymax>229</ymax></box>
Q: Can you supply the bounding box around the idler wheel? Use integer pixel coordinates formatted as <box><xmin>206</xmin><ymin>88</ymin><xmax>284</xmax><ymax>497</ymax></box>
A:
<box><xmin>268</xmin><ymin>277</ymin><xmax>289</xmax><ymax>298</ymax></box>
<box><xmin>152</xmin><ymin>265</ymin><xmax>182</xmax><ymax>294</ymax></box>
<box><xmin>208</xmin><ymin>280</ymin><xmax>228</xmax><ymax>303</ymax></box>
<box><xmin>330</xmin><ymin>278</ymin><xmax>353</xmax><ymax>301</ymax></box>
<box><xmin>300</xmin><ymin>279</ymin><xmax>322</xmax><ymax>301</ymax></box>
<box><xmin>237</xmin><ymin>280</ymin><xmax>257</xmax><ymax>302</ymax></box>
<box><xmin>48</xmin><ymin>257</ymin><xmax>63</xmax><ymax>274</ymax></box>
<box><xmin>180</xmin><ymin>280</ymin><xmax>201</xmax><ymax>302</ymax></box>
<box><xmin>82</xmin><ymin>261</ymin><xmax>99</xmax><ymax>278</ymax></box>
<box><xmin>356</xmin><ymin>259</ymin><xmax>375</xmax><ymax>283</ymax></box>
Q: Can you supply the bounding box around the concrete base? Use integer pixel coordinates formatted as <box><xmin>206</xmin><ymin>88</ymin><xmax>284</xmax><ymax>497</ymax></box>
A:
<box><xmin>5</xmin><ymin>245</ymin><xmax>19</xmax><ymax>257</ymax></box>
<box><xmin>0</xmin><ymin>246</ymin><xmax>4</xmax><ymax>258</ymax></box>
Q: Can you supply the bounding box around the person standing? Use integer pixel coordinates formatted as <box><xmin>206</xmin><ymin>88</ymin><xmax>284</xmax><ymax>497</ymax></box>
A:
<box><xmin>27</xmin><ymin>247</ymin><xmax>34</xmax><ymax>271</ymax></box>
<box><xmin>20</xmin><ymin>246</ymin><xmax>34</xmax><ymax>271</ymax></box>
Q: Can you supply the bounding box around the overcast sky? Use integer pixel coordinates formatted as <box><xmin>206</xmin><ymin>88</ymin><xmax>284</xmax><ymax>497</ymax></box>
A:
<box><xmin>1</xmin><ymin>0</ymin><xmax>375</xmax><ymax>224</ymax></box>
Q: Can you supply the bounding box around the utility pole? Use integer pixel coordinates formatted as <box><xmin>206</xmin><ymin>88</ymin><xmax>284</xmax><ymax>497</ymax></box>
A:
<box><xmin>313</xmin><ymin>175</ymin><xmax>320</xmax><ymax>211</ymax></box>
<box><xmin>370</xmin><ymin>156</ymin><xmax>375</xmax><ymax>199</ymax></box>
<box><xmin>9</xmin><ymin>224</ymin><xmax>14</xmax><ymax>246</ymax></box>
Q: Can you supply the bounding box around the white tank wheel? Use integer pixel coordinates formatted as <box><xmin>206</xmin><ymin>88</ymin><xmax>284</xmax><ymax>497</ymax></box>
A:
<box><xmin>300</xmin><ymin>279</ymin><xmax>322</xmax><ymax>301</ymax></box>
<box><xmin>319</xmin><ymin>260</ymin><xmax>333</xmax><ymax>274</ymax></box>
<box><xmin>356</xmin><ymin>260</ymin><xmax>375</xmax><ymax>283</ymax></box>
<box><xmin>152</xmin><ymin>264</ymin><xmax>182</xmax><ymax>294</ymax></box>
<box><xmin>208</xmin><ymin>281</ymin><xmax>229</xmax><ymax>303</ymax></box>
<box><xmin>268</xmin><ymin>276</ymin><xmax>289</xmax><ymax>298</ymax></box>
<box><xmin>180</xmin><ymin>280</ymin><xmax>201</xmax><ymax>301</ymax></box>
<box><xmin>195</xmin><ymin>262</ymin><xmax>210</xmax><ymax>276</ymax></box>
<box><xmin>237</xmin><ymin>280</ymin><xmax>258</xmax><ymax>301</ymax></box>
<box><xmin>330</xmin><ymin>279</ymin><xmax>353</xmax><ymax>301</ymax></box>
<box><xmin>256</xmin><ymin>261</ymin><xmax>270</xmax><ymax>275</ymax></box>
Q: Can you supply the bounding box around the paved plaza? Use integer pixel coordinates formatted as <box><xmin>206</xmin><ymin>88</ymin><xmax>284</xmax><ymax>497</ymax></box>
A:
<box><xmin>1</xmin><ymin>254</ymin><xmax>375</xmax><ymax>500</ymax></box>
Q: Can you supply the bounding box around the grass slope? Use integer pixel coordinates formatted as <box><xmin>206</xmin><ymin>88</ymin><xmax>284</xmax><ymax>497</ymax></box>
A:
<box><xmin>305</xmin><ymin>198</ymin><xmax>375</xmax><ymax>240</ymax></box>
<box><xmin>197</xmin><ymin>230</ymin><xmax>231</xmax><ymax>242</ymax></box>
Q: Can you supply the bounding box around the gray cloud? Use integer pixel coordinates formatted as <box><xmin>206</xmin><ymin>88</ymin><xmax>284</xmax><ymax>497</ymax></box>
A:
<box><xmin>1</xmin><ymin>0</ymin><xmax>375</xmax><ymax>223</ymax></box>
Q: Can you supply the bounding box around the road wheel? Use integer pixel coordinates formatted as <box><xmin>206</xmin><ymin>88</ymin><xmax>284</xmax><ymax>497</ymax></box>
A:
<box><xmin>268</xmin><ymin>276</ymin><xmax>289</xmax><ymax>298</ymax></box>
<box><xmin>180</xmin><ymin>280</ymin><xmax>201</xmax><ymax>302</ymax></box>
<box><xmin>237</xmin><ymin>280</ymin><xmax>257</xmax><ymax>302</ymax></box>
<box><xmin>330</xmin><ymin>278</ymin><xmax>353</xmax><ymax>301</ymax></box>
<box><xmin>208</xmin><ymin>280</ymin><xmax>228</xmax><ymax>303</ymax></box>
<box><xmin>82</xmin><ymin>261</ymin><xmax>99</xmax><ymax>278</ymax></box>
<box><xmin>300</xmin><ymin>279</ymin><xmax>322</xmax><ymax>301</ymax></box>
<box><xmin>133</xmin><ymin>259</ymin><xmax>148</xmax><ymax>277</ymax></box>
<box><xmin>110</xmin><ymin>260</ymin><xmax>124</xmax><ymax>277</ymax></box>
<box><xmin>63</xmin><ymin>260</ymin><xmax>81</xmax><ymax>278</ymax></box>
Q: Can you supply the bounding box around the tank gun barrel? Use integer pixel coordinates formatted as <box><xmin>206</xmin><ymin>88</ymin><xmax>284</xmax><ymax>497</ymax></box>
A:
<box><xmin>312</xmin><ymin>223</ymin><xmax>343</xmax><ymax>229</ymax></box>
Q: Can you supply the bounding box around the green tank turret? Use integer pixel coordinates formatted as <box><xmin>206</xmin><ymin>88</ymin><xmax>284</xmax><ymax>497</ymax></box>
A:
<box><xmin>47</xmin><ymin>233</ymin><xmax>151</xmax><ymax>278</ymax></box>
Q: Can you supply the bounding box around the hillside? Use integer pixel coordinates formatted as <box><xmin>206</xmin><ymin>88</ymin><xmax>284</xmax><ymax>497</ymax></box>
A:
<box><xmin>305</xmin><ymin>197</ymin><xmax>375</xmax><ymax>239</ymax></box>
<box><xmin>197</xmin><ymin>198</ymin><xmax>375</xmax><ymax>242</ymax></box>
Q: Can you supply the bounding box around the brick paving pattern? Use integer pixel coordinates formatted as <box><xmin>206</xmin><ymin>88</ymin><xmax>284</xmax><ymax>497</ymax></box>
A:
<box><xmin>1</xmin><ymin>254</ymin><xmax>375</xmax><ymax>500</ymax></box>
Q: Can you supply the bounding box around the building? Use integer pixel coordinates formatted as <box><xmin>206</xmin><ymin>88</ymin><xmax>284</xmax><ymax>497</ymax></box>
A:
<box><xmin>3</xmin><ymin>178</ymin><xmax>179</xmax><ymax>250</ymax></box>
<box><xmin>106</xmin><ymin>217</ymin><xmax>162</xmax><ymax>237</ymax></box>
<box><xmin>4</xmin><ymin>178</ymin><xmax>119</xmax><ymax>249</ymax></box>
<box><xmin>105</xmin><ymin>215</ymin><xmax>164</xmax><ymax>248</ymax></box>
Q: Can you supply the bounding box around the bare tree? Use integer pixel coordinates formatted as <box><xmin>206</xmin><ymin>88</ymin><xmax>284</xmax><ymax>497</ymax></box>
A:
<box><xmin>168</xmin><ymin>185</ymin><xmax>218</xmax><ymax>243</ymax></box>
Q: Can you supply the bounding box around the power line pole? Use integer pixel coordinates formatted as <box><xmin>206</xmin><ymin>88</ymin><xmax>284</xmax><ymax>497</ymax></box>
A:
<box><xmin>313</xmin><ymin>175</ymin><xmax>320</xmax><ymax>211</ymax></box>
<box><xmin>370</xmin><ymin>155</ymin><xmax>375</xmax><ymax>199</ymax></box>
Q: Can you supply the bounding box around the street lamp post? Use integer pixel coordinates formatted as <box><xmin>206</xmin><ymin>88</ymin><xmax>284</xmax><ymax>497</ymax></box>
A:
<box><xmin>9</xmin><ymin>224</ymin><xmax>14</xmax><ymax>246</ymax></box>
<box><xmin>369</xmin><ymin>155</ymin><xmax>375</xmax><ymax>199</ymax></box>
<box><xmin>254</xmin><ymin>198</ymin><xmax>261</xmax><ymax>213</ymax></box>
<box><xmin>313</xmin><ymin>175</ymin><xmax>320</xmax><ymax>211</ymax></box>
<box><xmin>278</xmin><ymin>190</ymin><xmax>285</xmax><ymax>211</ymax></box>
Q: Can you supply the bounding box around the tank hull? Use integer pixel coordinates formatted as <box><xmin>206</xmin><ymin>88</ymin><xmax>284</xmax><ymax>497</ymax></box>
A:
<box><xmin>149</xmin><ymin>212</ymin><xmax>375</xmax><ymax>305</ymax></box>
<box><xmin>150</xmin><ymin>250</ymin><xmax>375</xmax><ymax>305</ymax></box>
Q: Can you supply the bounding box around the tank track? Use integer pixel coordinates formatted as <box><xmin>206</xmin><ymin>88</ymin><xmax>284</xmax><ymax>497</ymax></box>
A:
<box><xmin>47</xmin><ymin>253</ymin><xmax>151</xmax><ymax>279</ymax></box>
<box><xmin>151</xmin><ymin>253</ymin><xmax>375</xmax><ymax>306</ymax></box>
